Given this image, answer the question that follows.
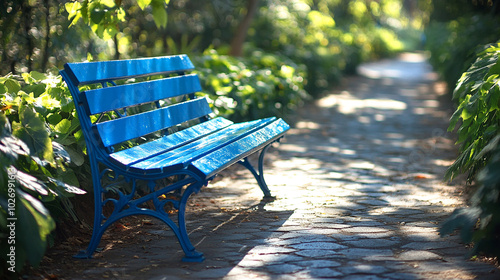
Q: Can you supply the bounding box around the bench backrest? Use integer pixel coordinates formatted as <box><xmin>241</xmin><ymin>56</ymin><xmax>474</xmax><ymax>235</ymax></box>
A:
<box><xmin>61</xmin><ymin>55</ymin><xmax>212</xmax><ymax>153</ymax></box>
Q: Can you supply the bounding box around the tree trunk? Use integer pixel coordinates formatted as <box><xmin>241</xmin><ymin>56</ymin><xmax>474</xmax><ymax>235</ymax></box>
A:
<box><xmin>22</xmin><ymin>0</ymin><xmax>33</xmax><ymax>72</ymax></box>
<box><xmin>41</xmin><ymin>0</ymin><xmax>50</xmax><ymax>72</ymax></box>
<box><xmin>229</xmin><ymin>0</ymin><xmax>259</xmax><ymax>57</ymax></box>
<box><xmin>114</xmin><ymin>35</ymin><xmax>120</xmax><ymax>60</ymax></box>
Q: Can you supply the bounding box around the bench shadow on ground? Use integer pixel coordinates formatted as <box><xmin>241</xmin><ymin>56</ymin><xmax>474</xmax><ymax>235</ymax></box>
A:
<box><xmin>37</xmin><ymin>187</ymin><xmax>295</xmax><ymax>279</ymax></box>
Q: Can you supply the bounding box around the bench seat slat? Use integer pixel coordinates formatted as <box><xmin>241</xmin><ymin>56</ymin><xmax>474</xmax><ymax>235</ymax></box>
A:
<box><xmin>96</xmin><ymin>97</ymin><xmax>212</xmax><ymax>147</ymax></box>
<box><xmin>110</xmin><ymin>117</ymin><xmax>234</xmax><ymax>166</ymax></box>
<box><xmin>188</xmin><ymin>118</ymin><xmax>289</xmax><ymax>179</ymax></box>
<box><xmin>129</xmin><ymin>117</ymin><xmax>277</xmax><ymax>172</ymax></box>
<box><xmin>85</xmin><ymin>74</ymin><xmax>202</xmax><ymax>115</ymax></box>
<box><xmin>64</xmin><ymin>55</ymin><xmax>194</xmax><ymax>86</ymax></box>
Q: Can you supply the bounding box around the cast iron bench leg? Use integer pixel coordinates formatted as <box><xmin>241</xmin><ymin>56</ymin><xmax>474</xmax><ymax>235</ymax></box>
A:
<box><xmin>177</xmin><ymin>182</ymin><xmax>205</xmax><ymax>262</ymax></box>
<box><xmin>238</xmin><ymin>143</ymin><xmax>275</xmax><ymax>198</ymax></box>
<box><xmin>74</xmin><ymin>157</ymin><xmax>205</xmax><ymax>261</ymax></box>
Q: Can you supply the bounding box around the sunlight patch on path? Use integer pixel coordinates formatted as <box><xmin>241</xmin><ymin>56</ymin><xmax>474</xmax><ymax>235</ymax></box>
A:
<box><xmin>317</xmin><ymin>91</ymin><xmax>407</xmax><ymax>114</ymax></box>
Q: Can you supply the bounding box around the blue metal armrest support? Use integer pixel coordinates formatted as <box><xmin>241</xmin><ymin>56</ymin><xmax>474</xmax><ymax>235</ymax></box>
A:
<box><xmin>60</xmin><ymin>55</ymin><xmax>289</xmax><ymax>262</ymax></box>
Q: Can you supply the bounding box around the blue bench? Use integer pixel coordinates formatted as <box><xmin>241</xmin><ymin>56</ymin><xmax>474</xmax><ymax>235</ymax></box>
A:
<box><xmin>60</xmin><ymin>55</ymin><xmax>289</xmax><ymax>262</ymax></box>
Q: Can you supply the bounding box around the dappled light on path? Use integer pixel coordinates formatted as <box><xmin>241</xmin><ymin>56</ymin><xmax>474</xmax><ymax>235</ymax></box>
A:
<box><xmin>210</xmin><ymin>53</ymin><xmax>497</xmax><ymax>279</ymax></box>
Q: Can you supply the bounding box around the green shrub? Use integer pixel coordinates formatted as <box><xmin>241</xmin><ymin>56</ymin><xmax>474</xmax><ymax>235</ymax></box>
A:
<box><xmin>445</xmin><ymin>43</ymin><xmax>500</xmax><ymax>182</ymax></box>
<box><xmin>425</xmin><ymin>15</ymin><xmax>500</xmax><ymax>94</ymax></box>
<box><xmin>440</xmin><ymin>42</ymin><xmax>500</xmax><ymax>258</ymax></box>
<box><xmin>440</xmin><ymin>135</ymin><xmax>500</xmax><ymax>258</ymax></box>
<box><xmin>193</xmin><ymin>49</ymin><xmax>309</xmax><ymax>122</ymax></box>
<box><xmin>0</xmin><ymin>72</ymin><xmax>86</xmax><ymax>275</ymax></box>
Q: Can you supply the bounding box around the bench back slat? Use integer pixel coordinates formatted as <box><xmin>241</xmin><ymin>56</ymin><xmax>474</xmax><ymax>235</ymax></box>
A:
<box><xmin>96</xmin><ymin>97</ymin><xmax>212</xmax><ymax>147</ymax></box>
<box><xmin>85</xmin><ymin>74</ymin><xmax>201</xmax><ymax>115</ymax></box>
<box><xmin>63</xmin><ymin>55</ymin><xmax>194</xmax><ymax>86</ymax></box>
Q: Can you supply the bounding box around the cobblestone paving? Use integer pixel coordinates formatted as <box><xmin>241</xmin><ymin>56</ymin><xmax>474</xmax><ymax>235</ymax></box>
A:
<box><xmin>41</xmin><ymin>54</ymin><xmax>500</xmax><ymax>279</ymax></box>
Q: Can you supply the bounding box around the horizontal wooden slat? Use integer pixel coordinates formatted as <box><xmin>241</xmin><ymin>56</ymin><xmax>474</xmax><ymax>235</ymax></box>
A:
<box><xmin>129</xmin><ymin>117</ymin><xmax>278</xmax><ymax>172</ymax></box>
<box><xmin>96</xmin><ymin>97</ymin><xmax>212</xmax><ymax>147</ymax></box>
<box><xmin>188</xmin><ymin>118</ymin><xmax>289</xmax><ymax>178</ymax></box>
<box><xmin>110</xmin><ymin>117</ymin><xmax>234</xmax><ymax>167</ymax></box>
<box><xmin>85</xmin><ymin>74</ymin><xmax>202</xmax><ymax>115</ymax></box>
<box><xmin>63</xmin><ymin>55</ymin><xmax>194</xmax><ymax>86</ymax></box>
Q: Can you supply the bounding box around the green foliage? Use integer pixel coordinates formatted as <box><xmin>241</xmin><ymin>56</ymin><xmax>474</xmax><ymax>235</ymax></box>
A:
<box><xmin>445</xmin><ymin>43</ymin><xmax>500</xmax><ymax>182</ymax></box>
<box><xmin>193</xmin><ymin>49</ymin><xmax>309</xmax><ymax>122</ymax></box>
<box><xmin>440</xmin><ymin>134</ymin><xmax>500</xmax><ymax>257</ymax></box>
<box><xmin>425</xmin><ymin>14</ymin><xmax>500</xmax><ymax>95</ymax></box>
<box><xmin>440</xmin><ymin>43</ymin><xmax>500</xmax><ymax>259</ymax></box>
<box><xmin>66</xmin><ymin>0</ymin><xmax>170</xmax><ymax>40</ymax></box>
<box><xmin>425</xmin><ymin>0</ymin><xmax>500</xmax><ymax>259</ymax></box>
<box><xmin>0</xmin><ymin>72</ymin><xmax>86</xmax><ymax>275</ymax></box>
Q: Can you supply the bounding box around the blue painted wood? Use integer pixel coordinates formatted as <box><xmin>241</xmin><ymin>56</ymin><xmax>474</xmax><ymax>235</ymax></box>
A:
<box><xmin>129</xmin><ymin>118</ymin><xmax>275</xmax><ymax>172</ymax></box>
<box><xmin>110</xmin><ymin>117</ymin><xmax>233</xmax><ymax>167</ymax></box>
<box><xmin>188</xmin><ymin>118</ymin><xmax>289</xmax><ymax>178</ymax></box>
<box><xmin>85</xmin><ymin>74</ymin><xmax>202</xmax><ymax>114</ymax></box>
<box><xmin>60</xmin><ymin>54</ymin><xmax>290</xmax><ymax>263</ymax></box>
<box><xmin>96</xmin><ymin>97</ymin><xmax>212</xmax><ymax>147</ymax></box>
<box><xmin>64</xmin><ymin>55</ymin><xmax>194</xmax><ymax>86</ymax></box>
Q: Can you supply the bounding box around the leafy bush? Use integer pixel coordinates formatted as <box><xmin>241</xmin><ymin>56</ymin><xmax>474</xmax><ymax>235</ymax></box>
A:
<box><xmin>1</xmin><ymin>72</ymin><xmax>88</xmax><ymax>190</ymax></box>
<box><xmin>0</xmin><ymin>72</ymin><xmax>86</xmax><ymax>275</ymax></box>
<box><xmin>193</xmin><ymin>49</ymin><xmax>309</xmax><ymax>122</ymax></box>
<box><xmin>445</xmin><ymin>43</ymin><xmax>500</xmax><ymax>182</ymax></box>
<box><xmin>440</xmin><ymin>135</ymin><xmax>500</xmax><ymax>258</ymax></box>
<box><xmin>440</xmin><ymin>43</ymin><xmax>500</xmax><ymax>258</ymax></box>
<box><xmin>425</xmin><ymin>15</ymin><xmax>500</xmax><ymax>94</ymax></box>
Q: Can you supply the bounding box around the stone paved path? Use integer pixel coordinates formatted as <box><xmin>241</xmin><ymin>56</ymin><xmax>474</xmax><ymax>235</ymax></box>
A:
<box><xmin>39</xmin><ymin>54</ymin><xmax>500</xmax><ymax>279</ymax></box>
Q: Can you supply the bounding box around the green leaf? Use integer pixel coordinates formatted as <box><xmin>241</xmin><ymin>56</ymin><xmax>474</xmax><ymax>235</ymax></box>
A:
<box><xmin>16</xmin><ymin>189</ymin><xmax>55</xmax><ymax>268</ymax></box>
<box><xmin>100</xmin><ymin>0</ymin><xmax>116</xmax><ymax>8</ymax></box>
<box><xmin>116</xmin><ymin>7</ymin><xmax>126</xmax><ymax>21</ymax></box>
<box><xmin>15</xmin><ymin>169</ymin><xmax>49</xmax><ymax>196</ymax></box>
<box><xmin>151</xmin><ymin>0</ymin><xmax>168</xmax><ymax>28</ymax></box>
<box><xmin>488</xmin><ymin>83</ymin><xmax>500</xmax><ymax>112</ymax></box>
<box><xmin>90</xmin><ymin>9</ymin><xmax>105</xmax><ymax>24</ymax></box>
<box><xmin>102</xmin><ymin>24</ymin><xmax>119</xmax><ymax>40</ymax></box>
<box><xmin>22</xmin><ymin>72</ymin><xmax>35</xmax><ymax>84</ymax></box>
<box><xmin>137</xmin><ymin>0</ymin><xmax>152</xmax><ymax>10</ymax></box>
<box><xmin>28</xmin><ymin>84</ymin><xmax>48</xmax><ymax>98</ymax></box>
<box><xmin>52</xmin><ymin>141</ymin><xmax>71</xmax><ymax>163</ymax></box>
<box><xmin>0</xmin><ymin>83</ymin><xmax>7</xmax><ymax>95</ymax></box>
<box><xmin>30</xmin><ymin>71</ymin><xmax>47</xmax><ymax>81</ymax></box>
<box><xmin>475</xmin><ymin>134</ymin><xmax>500</xmax><ymax>161</ymax></box>
<box><xmin>63</xmin><ymin>145</ymin><xmax>85</xmax><ymax>166</ymax></box>
<box><xmin>4</xmin><ymin>78</ymin><xmax>21</xmax><ymax>93</ymax></box>
<box><xmin>15</xmin><ymin>106</ymin><xmax>54</xmax><ymax>164</ymax></box>
<box><xmin>0</xmin><ymin>135</ymin><xmax>30</xmax><ymax>161</ymax></box>
<box><xmin>54</xmin><ymin>119</ymin><xmax>71</xmax><ymax>134</ymax></box>
<box><xmin>49</xmin><ymin>176</ymin><xmax>85</xmax><ymax>195</ymax></box>
<box><xmin>46</xmin><ymin>113</ymin><xmax>62</xmax><ymax>125</ymax></box>
<box><xmin>65</xmin><ymin>1</ymin><xmax>83</xmax><ymax>26</ymax></box>
<box><xmin>65</xmin><ymin>1</ymin><xmax>81</xmax><ymax>18</ymax></box>
<box><xmin>448</xmin><ymin>107</ymin><xmax>463</xmax><ymax>131</ymax></box>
